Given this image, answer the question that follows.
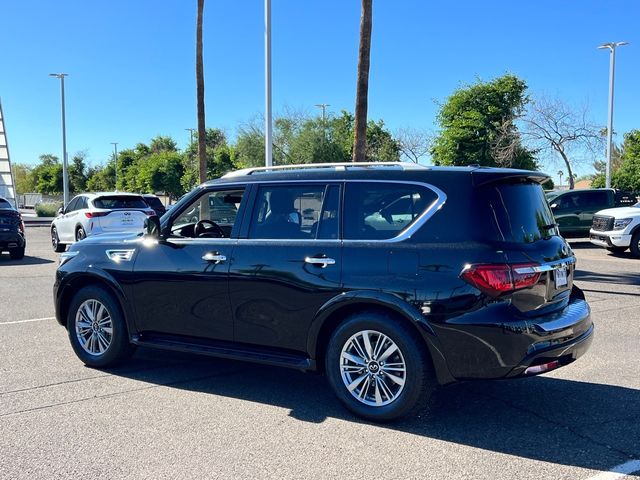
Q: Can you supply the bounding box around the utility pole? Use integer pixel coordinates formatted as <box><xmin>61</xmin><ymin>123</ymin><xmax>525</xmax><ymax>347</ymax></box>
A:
<box><xmin>264</xmin><ymin>0</ymin><xmax>273</xmax><ymax>167</ymax></box>
<box><xmin>315</xmin><ymin>103</ymin><xmax>330</xmax><ymax>123</ymax></box>
<box><xmin>598</xmin><ymin>41</ymin><xmax>629</xmax><ymax>188</ymax></box>
<box><xmin>49</xmin><ymin>73</ymin><xmax>69</xmax><ymax>206</ymax></box>
<box><xmin>111</xmin><ymin>142</ymin><xmax>118</xmax><ymax>191</ymax></box>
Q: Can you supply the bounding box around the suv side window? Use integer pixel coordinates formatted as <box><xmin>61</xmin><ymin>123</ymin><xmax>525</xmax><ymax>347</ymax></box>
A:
<box><xmin>65</xmin><ymin>197</ymin><xmax>80</xmax><ymax>213</ymax></box>
<box><xmin>343</xmin><ymin>182</ymin><xmax>438</xmax><ymax>240</ymax></box>
<box><xmin>583</xmin><ymin>191</ymin><xmax>609</xmax><ymax>209</ymax></box>
<box><xmin>171</xmin><ymin>188</ymin><xmax>245</xmax><ymax>238</ymax></box>
<box><xmin>248</xmin><ymin>184</ymin><xmax>338</xmax><ymax>240</ymax></box>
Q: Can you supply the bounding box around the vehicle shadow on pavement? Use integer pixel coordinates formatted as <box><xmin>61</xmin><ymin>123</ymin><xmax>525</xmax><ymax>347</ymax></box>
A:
<box><xmin>0</xmin><ymin>255</ymin><xmax>55</xmax><ymax>265</ymax></box>
<box><xmin>105</xmin><ymin>347</ymin><xmax>640</xmax><ymax>471</ymax></box>
<box><xmin>575</xmin><ymin>269</ymin><xmax>640</xmax><ymax>286</ymax></box>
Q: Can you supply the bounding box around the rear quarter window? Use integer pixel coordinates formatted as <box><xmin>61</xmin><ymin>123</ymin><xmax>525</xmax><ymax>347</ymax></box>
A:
<box><xmin>483</xmin><ymin>182</ymin><xmax>556</xmax><ymax>243</ymax></box>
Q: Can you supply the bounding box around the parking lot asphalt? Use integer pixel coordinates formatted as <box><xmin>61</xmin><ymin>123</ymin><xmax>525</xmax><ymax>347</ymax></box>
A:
<box><xmin>1</xmin><ymin>227</ymin><xmax>638</xmax><ymax>480</ymax></box>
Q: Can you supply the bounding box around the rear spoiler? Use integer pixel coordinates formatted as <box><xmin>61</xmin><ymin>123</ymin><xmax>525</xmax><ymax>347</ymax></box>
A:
<box><xmin>470</xmin><ymin>168</ymin><xmax>550</xmax><ymax>187</ymax></box>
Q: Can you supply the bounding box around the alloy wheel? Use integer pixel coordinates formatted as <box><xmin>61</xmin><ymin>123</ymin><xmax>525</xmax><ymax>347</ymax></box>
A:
<box><xmin>75</xmin><ymin>299</ymin><xmax>113</xmax><ymax>356</ymax></box>
<box><xmin>339</xmin><ymin>329</ymin><xmax>406</xmax><ymax>407</ymax></box>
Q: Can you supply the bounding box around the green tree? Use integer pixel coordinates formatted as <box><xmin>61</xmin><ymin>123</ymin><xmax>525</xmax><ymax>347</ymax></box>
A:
<box><xmin>12</xmin><ymin>164</ymin><xmax>36</xmax><ymax>193</ymax></box>
<box><xmin>182</xmin><ymin>128</ymin><xmax>230</xmax><ymax>189</ymax></box>
<box><xmin>611</xmin><ymin>130</ymin><xmax>640</xmax><ymax>192</ymax></box>
<box><xmin>86</xmin><ymin>164</ymin><xmax>115</xmax><ymax>191</ymax></box>
<box><xmin>432</xmin><ymin>74</ymin><xmax>536</xmax><ymax>169</ymax></box>
<box><xmin>31</xmin><ymin>154</ymin><xmax>63</xmax><ymax>194</ymax></box>
<box><xmin>138</xmin><ymin>151</ymin><xmax>185</xmax><ymax>200</ymax></box>
<box><xmin>68</xmin><ymin>152</ymin><xmax>88</xmax><ymax>193</ymax></box>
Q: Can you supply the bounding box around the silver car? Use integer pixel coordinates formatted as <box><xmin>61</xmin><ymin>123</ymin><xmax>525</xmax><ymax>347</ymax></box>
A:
<box><xmin>51</xmin><ymin>192</ymin><xmax>155</xmax><ymax>252</ymax></box>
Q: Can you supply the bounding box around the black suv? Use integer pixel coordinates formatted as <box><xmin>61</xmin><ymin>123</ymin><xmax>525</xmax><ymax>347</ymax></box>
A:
<box><xmin>0</xmin><ymin>196</ymin><xmax>25</xmax><ymax>259</ymax></box>
<box><xmin>54</xmin><ymin>163</ymin><xmax>593</xmax><ymax>421</ymax></box>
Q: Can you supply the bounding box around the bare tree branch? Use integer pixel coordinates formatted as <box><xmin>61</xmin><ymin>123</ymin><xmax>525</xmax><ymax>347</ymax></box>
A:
<box><xmin>395</xmin><ymin>127</ymin><xmax>433</xmax><ymax>163</ymax></box>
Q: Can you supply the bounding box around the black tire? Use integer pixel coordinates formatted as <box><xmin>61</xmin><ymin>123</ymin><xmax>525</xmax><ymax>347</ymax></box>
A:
<box><xmin>630</xmin><ymin>232</ymin><xmax>640</xmax><ymax>258</ymax></box>
<box><xmin>75</xmin><ymin>226</ymin><xmax>86</xmax><ymax>242</ymax></box>
<box><xmin>325</xmin><ymin>311</ymin><xmax>435</xmax><ymax>422</ymax></box>
<box><xmin>67</xmin><ymin>286</ymin><xmax>134</xmax><ymax>368</ymax></box>
<box><xmin>9</xmin><ymin>247</ymin><xmax>25</xmax><ymax>260</ymax></box>
<box><xmin>52</xmin><ymin>227</ymin><xmax>66</xmax><ymax>252</ymax></box>
<box><xmin>606</xmin><ymin>246</ymin><xmax>628</xmax><ymax>254</ymax></box>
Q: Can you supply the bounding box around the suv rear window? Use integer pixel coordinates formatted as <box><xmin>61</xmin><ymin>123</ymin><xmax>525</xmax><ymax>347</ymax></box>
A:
<box><xmin>94</xmin><ymin>196</ymin><xmax>147</xmax><ymax>209</ymax></box>
<box><xmin>343</xmin><ymin>182</ymin><xmax>438</xmax><ymax>240</ymax></box>
<box><xmin>144</xmin><ymin>196</ymin><xmax>164</xmax><ymax>210</ymax></box>
<box><xmin>484</xmin><ymin>182</ymin><xmax>556</xmax><ymax>243</ymax></box>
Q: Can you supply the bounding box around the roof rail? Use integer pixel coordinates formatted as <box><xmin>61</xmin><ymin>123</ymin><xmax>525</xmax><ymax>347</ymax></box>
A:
<box><xmin>222</xmin><ymin>162</ymin><xmax>426</xmax><ymax>178</ymax></box>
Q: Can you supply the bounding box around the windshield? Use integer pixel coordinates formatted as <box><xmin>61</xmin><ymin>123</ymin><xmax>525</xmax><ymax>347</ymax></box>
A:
<box><xmin>0</xmin><ymin>198</ymin><xmax>12</xmax><ymax>209</ymax></box>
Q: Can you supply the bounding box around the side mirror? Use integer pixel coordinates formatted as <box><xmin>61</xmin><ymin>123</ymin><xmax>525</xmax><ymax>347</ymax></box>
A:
<box><xmin>144</xmin><ymin>216</ymin><xmax>161</xmax><ymax>238</ymax></box>
<box><xmin>57</xmin><ymin>207</ymin><xmax>64</xmax><ymax>216</ymax></box>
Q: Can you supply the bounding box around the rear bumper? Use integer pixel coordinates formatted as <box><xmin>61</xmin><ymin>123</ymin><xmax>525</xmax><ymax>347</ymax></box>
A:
<box><xmin>430</xmin><ymin>286</ymin><xmax>593</xmax><ymax>380</ymax></box>
<box><xmin>0</xmin><ymin>230</ymin><xmax>26</xmax><ymax>250</ymax></box>
<box><xmin>589</xmin><ymin>230</ymin><xmax>631</xmax><ymax>248</ymax></box>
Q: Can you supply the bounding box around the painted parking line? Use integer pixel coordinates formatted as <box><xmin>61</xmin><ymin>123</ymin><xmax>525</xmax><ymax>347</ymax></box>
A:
<box><xmin>586</xmin><ymin>460</ymin><xmax>640</xmax><ymax>480</ymax></box>
<box><xmin>0</xmin><ymin>316</ymin><xmax>55</xmax><ymax>325</ymax></box>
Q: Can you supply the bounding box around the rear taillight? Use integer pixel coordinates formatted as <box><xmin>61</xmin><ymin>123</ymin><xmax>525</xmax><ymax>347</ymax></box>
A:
<box><xmin>144</xmin><ymin>210</ymin><xmax>156</xmax><ymax>216</ymax></box>
<box><xmin>85</xmin><ymin>212</ymin><xmax>109</xmax><ymax>218</ymax></box>
<box><xmin>461</xmin><ymin>263</ymin><xmax>541</xmax><ymax>297</ymax></box>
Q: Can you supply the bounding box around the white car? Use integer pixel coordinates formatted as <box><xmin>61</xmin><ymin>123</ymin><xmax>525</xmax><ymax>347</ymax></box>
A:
<box><xmin>589</xmin><ymin>201</ymin><xmax>640</xmax><ymax>257</ymax></box>
<box><xmin>51</xmin><ymin>192</ymin><xmax>156</xmax><ymax>252</ymax></box>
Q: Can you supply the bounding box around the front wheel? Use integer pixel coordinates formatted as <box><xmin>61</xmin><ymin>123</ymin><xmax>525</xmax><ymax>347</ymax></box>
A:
<box><xmin>67</xmin><ymin>286</ymin><xmax>134</xmax><ymax>368</ymax></box>
<box><xmin>75</xmin><ymin>226</ymin><xmax>86</xmax><ymax>242</ymax></box>
<box><xmin>325</xmin><ymin>312</ymin><xmax>435</xmax><ymax>422</ymax></box>
<box><xmin>630</xmin><ymin>232</ymin><xmax>640</xmax><ymax>258</ymax></box>
<box><xmin>606</xmin><ymin>246</ymin><xmax>628</xmax><ymax>254</ymax></box>
<box><xmin>52</xmin><ymin>227</ymin><xmax>65</xmax><ymax>252</ymax></box>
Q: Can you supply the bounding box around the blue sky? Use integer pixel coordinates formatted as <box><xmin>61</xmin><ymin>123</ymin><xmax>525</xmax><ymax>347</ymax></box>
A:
<box><xmin>1</xmin><ymin>0</ymin><xmax>639</xmax><ymax>179</ymax></box>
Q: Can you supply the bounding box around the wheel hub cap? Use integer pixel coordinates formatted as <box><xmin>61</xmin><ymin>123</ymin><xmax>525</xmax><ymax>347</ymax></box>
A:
<box><xmin>75</xmin><ymin>299</ymin><xmax>113</xmax><ymax>356</ymax></box>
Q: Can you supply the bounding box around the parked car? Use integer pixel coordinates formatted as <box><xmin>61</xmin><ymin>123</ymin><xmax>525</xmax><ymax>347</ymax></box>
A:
<box><xmin>546</xmin><ymin>188</ymin><xmax>636</xmax><ymax>236</ymax></box>
<box><xmin>142</xmin><ymin>194</ymin><xmax>167</xmax><ymax>217</ymax></box>
<box><xmin>50</xmin><ymin>192</ymin><xmax>156</xmax><ymax>252</ymax></box>
<box><xmin>589</xmin><ymin>201</ymin><xmax>640</xmax><ymax>257</ymax></box>
<box><xmin>54</xmin><ymin>163</ymin><xmax>592</xmax><ymax>421</ymax></box>
<box><xmin>0</xmin><ymin>196</ymin><xmax>25</xmax><ymax>259</ymax></box>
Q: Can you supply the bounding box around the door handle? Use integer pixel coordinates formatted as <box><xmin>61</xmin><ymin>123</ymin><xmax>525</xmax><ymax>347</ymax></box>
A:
<box><xmin>304</xmin><ymin>256</ymin><xmax>335</xmax><ymax>268</ymax></box>
<box><xmin>202</xmin><ymin>252</ymin><xmax>226</xmax><ymax>263</ymax></box>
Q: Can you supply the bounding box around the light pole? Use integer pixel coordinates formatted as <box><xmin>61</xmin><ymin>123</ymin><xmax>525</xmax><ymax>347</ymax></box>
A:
<box><xmin>264</xmin><ymin>0</ymin><xmax>273</xmax><ymax>167</ymax></box>
<box><xmin>49</xmin><ymin>73</ymin><xmax>69</xmax><ymax>206</ymax></box>
<box><xmin>111</xmin><ymin>142</ymin><xmax>118</xmax><ymax>191</ymax></box>
<box><xmin>598</xmin><ymin>41</ymin><xmax>629</xmax><ymax>188</ymax></box>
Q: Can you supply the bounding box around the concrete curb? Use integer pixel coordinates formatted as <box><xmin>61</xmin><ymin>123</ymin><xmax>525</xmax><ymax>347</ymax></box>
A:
<box><xmin>24</xmin><ymin>218</ymin><xmax>53</xmax><ymax>227</ymax></box>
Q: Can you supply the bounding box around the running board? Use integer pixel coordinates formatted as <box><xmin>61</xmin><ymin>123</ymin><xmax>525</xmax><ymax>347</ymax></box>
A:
<box><xmin>131</xmin><ymin>334</ymin><xmax>315</xmax><ymax>371</ymax></box>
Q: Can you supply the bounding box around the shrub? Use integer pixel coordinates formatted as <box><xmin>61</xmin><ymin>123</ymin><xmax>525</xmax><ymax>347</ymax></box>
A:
<box><xmin>35</xmin><ymin>202</ymin><xmax>62</xmax><ymax>217</ymax></box>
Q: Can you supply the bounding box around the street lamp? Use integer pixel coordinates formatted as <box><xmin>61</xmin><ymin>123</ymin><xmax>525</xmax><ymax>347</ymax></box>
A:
<box><xmin>111</xmin><ymin>142</ymin><xmax>118</xmax><ymax>191</ymax></box>
<box><xmin>315</xmin><ymin>104</ymin><xmax>330</xmax><ymax>123</ymax></box>
<box><xmin>49</xmin><ymin>73</ymin><xmax>69</xmax><ymax>206</ymax></box>
<box><xmin>598</xmin><ymin>41</ymin><xmax>629</xmax><ymax>188</ymax></box>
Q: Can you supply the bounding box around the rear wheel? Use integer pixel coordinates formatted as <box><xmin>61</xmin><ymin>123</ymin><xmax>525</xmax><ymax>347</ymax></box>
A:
<box><xmin>75</xmin><ymin>226</ymin><xmax>86</xmax><ymax>242</ymax></box>
<box><xmin>67</xmin><ymin>286</ymin><xmax>134</xmax><ymax>367</ymax></box>
<box><xmin>9</xmin><ymin>247</ymin><xmax>25</xmax><ymax>260</ymax></box>
<box><xmin>630</xmin><ymin>232</ymin><xmax>640</xmax><ymax>258</ymax></box>
<box><xmin>325</xmin><ymin>311</ymin><xmax>435</xmax><ymax>422</ymax></box>
<box><xmin>51</xmin><ymin>227</ymin><xmax>66</xmax><ymax>252</ymax></box>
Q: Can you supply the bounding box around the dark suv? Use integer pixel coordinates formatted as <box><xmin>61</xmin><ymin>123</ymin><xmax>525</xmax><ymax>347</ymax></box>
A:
<box><xmin>54</xmin><ymin>163</ymin><xmax>593</xmax><ymax>421</ymax></box>
<box><xmin>0</xmin><ymin>196</ymin><xmax>25</xmax><ymax>259</ymax></box>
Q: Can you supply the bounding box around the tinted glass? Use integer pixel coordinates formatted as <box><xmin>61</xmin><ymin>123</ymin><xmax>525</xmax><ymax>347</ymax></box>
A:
<box><xmin>343</xmin><ymin>182</ymin><xmax>438</xmax><ymax>240</ymax></box>
<box><xmin>144</xmin><ymin>196</ymin><xmax>164</xmax><ymax>209</ymax></box>
<box><xmin>484</xmin><ymin>182</ymin><xmax>556</xmax><ymax>243</ymax></box>
<box><xmin>0</xmin><ymin>198</ymin><xmax>11</xmax><ymax>209</ymax></box>
<box><xmin>249</xmin><ymin>184</ymin><xmax>334</xmax><ymax>240</ymax></box>
<box><xmin>93</xmin><ymin>196</ymin><xmax>147</xmax><ymax>209</ymax></box>
<box><xmin>583</xmin><ymin>191</ymin><xmax>609</xmax><ymax>209</ymax></box>
<box><xmin>66</xmin><ymin>197</ymin><xmax>80</xmax><ymax>212</ymax></box>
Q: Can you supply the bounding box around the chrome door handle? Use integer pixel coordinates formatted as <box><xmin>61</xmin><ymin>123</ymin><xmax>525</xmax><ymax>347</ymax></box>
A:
<box><xmin>304</xmin><ymin>256</ymin><xmax>335</xmax><ymax>268</ymax></box>
<box><xmin>202</xmin><ymin>252</ymin><xmax>226</xmax><ymax>263</ymax></box>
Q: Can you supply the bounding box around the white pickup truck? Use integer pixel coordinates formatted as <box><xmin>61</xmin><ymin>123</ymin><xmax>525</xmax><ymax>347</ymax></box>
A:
<box><xmin>589</xmin><ymin>201</ymin><xmax>640</xmax><ymax>257</ymax></box>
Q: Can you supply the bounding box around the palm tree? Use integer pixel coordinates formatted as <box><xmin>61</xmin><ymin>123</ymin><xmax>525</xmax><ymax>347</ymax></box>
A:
<box><xmin>352</xmin><ymin>0</ymin><xmax>373</xmax><ymax>163</ymax></box>
<box><xmin>196</xmin><ymin>0</ymin><xmax>207</xmax><ymax>183</ymax></box>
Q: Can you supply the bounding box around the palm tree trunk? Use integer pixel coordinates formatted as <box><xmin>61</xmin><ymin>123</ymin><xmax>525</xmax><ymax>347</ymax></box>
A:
<box><xmin>196</xmin><ymin>0</ymin><xmax>207</xmax><ymax>183</ymax></box>
<box><xmin>352</xmin><ymin>0</ymin><xmax>373</xmax><ymax>163</ymax></box>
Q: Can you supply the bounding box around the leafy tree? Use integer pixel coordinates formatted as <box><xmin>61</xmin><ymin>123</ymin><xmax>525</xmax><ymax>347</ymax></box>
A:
<box><xmin>12</xmin><ymin>164</ymin><xmax>35</xmax><ymax>193</ymax></box>
<box><xmin>432</xmin><ymin>74</ymin><xmax>536</xmax><ymax>169</ymax></box>
<box><xmin>182</xmin><ymin>128</ymin><xmax>230</xmax><ymax>189</ymax></box>
<box><xmin>149</xmin><ymin>135</ymin><xmax>178</xmax><ymax>153</ymax></box>
<box><xmin>86</xmin><ymin>164</ymin><xmax>115</xmax><ymax>192</ymax></box>
<box><xmin>353</xmin><ymin>0</ymin><xmax>373</xmax><ymax>162</ymax></box>
<box><xmin>31</xmin><ymin>154</ymin><xmax>63</xmax><ymax>194</ymax></box>
<box><xmin>234</xmin><ymin>123</ymin><xmax>265</xmax><ymax>168</ymax></box>
<box><xmin>611</xmin><ymin>130</ymin><xmax>640</xmax><ymax>192</ymax></box>
<box><xmin>68</xmin><ymin>152</ymin><xmax>88</xmax><ymax>193</ymax></box>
